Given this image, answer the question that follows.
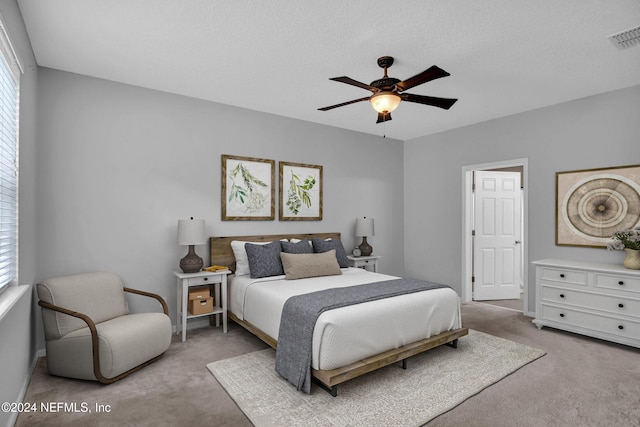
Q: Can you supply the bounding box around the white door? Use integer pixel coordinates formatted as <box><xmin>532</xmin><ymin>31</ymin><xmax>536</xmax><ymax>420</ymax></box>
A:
<box><xmin>473</xmin><ymin>171</ymin><xmax>522</xmax><ymax>300</ymax></box>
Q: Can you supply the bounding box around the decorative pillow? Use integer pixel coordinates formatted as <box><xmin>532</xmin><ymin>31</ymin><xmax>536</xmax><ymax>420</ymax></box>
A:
<box><xmin>245</xmin><ymin>240</ymin><xmax>284</xmax><ymax>278</ymax></box>
<box><xmin>311</xmin><ymin>238</ymin><xmax>349</xmax><ymax>268</ymax></box>
<box><xmin>231</xmin><ymin>239</ymin><xmax>286</xmax><ymax>275</ymax></box>
<box><xmin>231</xmin><ymin>241</ymin><xmax>263</xmax><ymax>276</ymax></box>
<box><xmin>281</xmin><ymin>239</ymin><xmax>313</xmax><ymax>254</ymax></box>
<box><xmin>280</xmin><ymin>250</ymin><xmax>342</xmax><ymax>280</ymax></box>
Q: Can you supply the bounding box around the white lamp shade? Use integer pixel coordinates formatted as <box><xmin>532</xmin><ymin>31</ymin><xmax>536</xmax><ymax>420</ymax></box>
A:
<box><xmin>177</xmin><ymin>219</ymin><xmax>206</xmax><ymax>245</ymax></box>
<box><xmin>355</xmin><ymin>217</ymin><xmax>375</xmax><ymax>237</ymax></box>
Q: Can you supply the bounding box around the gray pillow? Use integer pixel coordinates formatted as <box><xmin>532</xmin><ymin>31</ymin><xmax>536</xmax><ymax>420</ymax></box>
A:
<box><xmin>281</xmin><ymin>239</ymin><xmax>313</xmax><ymax>254</ymax></box>
<box><xmin>311</xmin><ymin>238</ymin><xmax>349</xmax><ymax>268</ymax></box>
<box><xmin>280</xmin><ymin>250</ymin><xmax>342</xmax><ymax>280</ymax></box>
<box><xmin>245</xmin><ymin>240</ymin><xmax>284</xmax><ymax>278</ymax></box>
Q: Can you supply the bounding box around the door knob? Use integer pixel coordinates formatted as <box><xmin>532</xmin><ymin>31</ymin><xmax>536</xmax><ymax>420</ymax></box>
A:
<box><xmin>515</xmin><ymin>240</ymin><xmax>521</xmax><ymax>244</ymax></box>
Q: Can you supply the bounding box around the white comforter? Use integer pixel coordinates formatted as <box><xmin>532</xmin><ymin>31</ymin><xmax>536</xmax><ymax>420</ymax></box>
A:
<box><xmin>229</xmin><ymin>268</ymin><xmax>461</xmax><ymax>370</ymax></box>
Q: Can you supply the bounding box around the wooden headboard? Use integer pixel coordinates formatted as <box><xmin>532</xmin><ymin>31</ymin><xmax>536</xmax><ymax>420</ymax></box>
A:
<box><xmin>210</xmin><ymin>232</ymin><xmax>341</xmax><ymax>273</ymax></box>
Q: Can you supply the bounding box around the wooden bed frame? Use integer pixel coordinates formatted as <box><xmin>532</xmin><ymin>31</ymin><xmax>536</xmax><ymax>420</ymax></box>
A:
<box><xmin>210</xmin><ymin>232</ymin><xmax>469</xmax><ymax>396</ymax></box>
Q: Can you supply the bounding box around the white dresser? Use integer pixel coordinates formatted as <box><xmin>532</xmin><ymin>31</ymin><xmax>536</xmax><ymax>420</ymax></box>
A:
<box><xmin>532</xmin><ymin>259</ymin><xmax>640</xmax><ymax>348</ymax></box>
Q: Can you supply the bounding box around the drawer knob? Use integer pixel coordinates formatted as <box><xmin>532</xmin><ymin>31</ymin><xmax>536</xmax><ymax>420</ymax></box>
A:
<box><xmin>618</xmin><ymin>281</ymin><xmax>624</xmax><ymax>286</ymax></box>
<box><xmin>203</xmin><ymin>277</ymin><xmax>208</xmax><ymax>281</ymax></box>
<box><xmin>559</xmin><ymin>313</ymin><xmax>565</xmax><ymax>318</ymax></box>
<box><xmin>560</xmin><ymin>274</ymin><xmax>565</xmax><ymax>278</ymax></box>
<box><xmin>618</xmin><ymin>303</ymin><xmax>624</xmax><ymax>308</ymax></box>
<box><xmin>618</xmin><ymin>325</ymin><xmax>624</xmax><ymax>330</ymax></box>
<box><xmin>559</xmin><ymin>294</ymin><xmax>565</xmax><ymax>298</ymax></box>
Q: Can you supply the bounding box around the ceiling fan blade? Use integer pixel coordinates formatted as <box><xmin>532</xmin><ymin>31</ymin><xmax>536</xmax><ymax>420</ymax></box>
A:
<box><xmin>330</xmin><ymin>76</ymin><xmax>378</xmax><ymax>92</ymax></box>
<box><xmin>401</xmin><ymin>93</ymin><xmax>458</xmax><ymax>110</ymax></box>
<box><xmin>318</xmin><ymin>97</ymin><xmax>370</xmax><ymax>111</ymax></box>
<box><xmin>376</xmin><ymin>112</ymin><xmax>392</xmax><ymax>123</ymax></box>
<box><xmin>395</xmin><ymin>65</ymin><xmax>450</xmax><ymax>92</ymax></box>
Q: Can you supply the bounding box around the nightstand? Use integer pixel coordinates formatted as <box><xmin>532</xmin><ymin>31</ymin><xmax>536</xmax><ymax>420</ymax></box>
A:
<box><xmin>347</xmin><ymin>255</ymin><xmax>381</xmax><ymax>272</ymax></box>
<box><xmin>173</xmin><ymin>269</ymin><xmax>230</xmax><ymax>342</ymax></box>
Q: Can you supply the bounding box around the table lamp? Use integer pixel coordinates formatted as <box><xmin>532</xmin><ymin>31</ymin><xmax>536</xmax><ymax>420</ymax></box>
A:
<box><xmin>177</xmin><ymin>217</ymin><xmax>206</xmax><ymax>273</ymax></box>
<box><xmin>355</xmin><ymin>217</ymin><xmax>375</xmax><ymax>256</ymax></box>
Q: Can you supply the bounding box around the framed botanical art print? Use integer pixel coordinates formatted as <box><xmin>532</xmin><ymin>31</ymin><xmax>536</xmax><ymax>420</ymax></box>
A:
<box><xmin>222</xmin><ymin>154</ymin><xmax>275</xmax><ymax>220</ymax></box>
<box><xmin>279</xmin><ymin>161</ymin><xmax>323</xmax><ymax>221</ymax></box>
<box><xmin>556</xmin><ymin>164</ymin><xmax>640</xmax><ymax>247</ymax></box>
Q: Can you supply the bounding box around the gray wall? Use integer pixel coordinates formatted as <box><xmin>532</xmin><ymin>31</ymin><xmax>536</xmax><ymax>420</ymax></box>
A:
<box><xmin>0</xmin><ymin>1</ymin><xmax>39</xmax><ymax>426</ymax></box>
<box><xmin>34</xmin><ymin>68</ymin><xmax>405</xmax><ymax>335</ymax></box>
<box><xmin>404</xmin><ymin>84</ymin><xmax>640</xmax><ymax>313</ymax></box>
<box><xmin>5</xmin><ymin>2</ymin><xmax>639</xmax><ymax>416</ymax></box>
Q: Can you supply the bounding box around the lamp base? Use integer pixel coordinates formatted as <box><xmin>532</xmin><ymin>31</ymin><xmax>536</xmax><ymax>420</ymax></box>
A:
<box><xmin>180</xmin><ymin>245</ymin><xmax>203</xmax><ymax>273</ymax></box>
<box><xmin>358</xmin><ymin>237</ymin><xmax>373</xmax><ymax>257</ymax></box>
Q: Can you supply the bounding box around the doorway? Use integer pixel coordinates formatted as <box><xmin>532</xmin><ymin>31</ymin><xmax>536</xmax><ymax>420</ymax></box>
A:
<box><xmin>461</xmin><ymin>159</ymin><xmax>530</xmax><ymax>315</ymax></box>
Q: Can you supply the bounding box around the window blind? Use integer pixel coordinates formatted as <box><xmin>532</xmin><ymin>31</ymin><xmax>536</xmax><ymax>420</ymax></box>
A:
<box><xmin>0</xmin><ymin>17</ymin><xmax>19</xmax><ymax>295</ymax></box>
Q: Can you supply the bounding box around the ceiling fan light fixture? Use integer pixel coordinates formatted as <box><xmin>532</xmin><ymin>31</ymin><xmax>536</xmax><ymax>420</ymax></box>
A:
<box><xmin>318</xmin><ymin>56</ymin><xmax>457</xmax><ymax>124</ymax></box>
<box><xmin>370</xmin><ymin>91</ymin><xmax>401</xmax><ymax>113</ymax></box>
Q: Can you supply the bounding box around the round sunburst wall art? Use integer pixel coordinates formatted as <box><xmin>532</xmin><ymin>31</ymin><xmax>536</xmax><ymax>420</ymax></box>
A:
<box><xmin>556</xmin><ymin>165</ymin><xmax>640</xmax><ymax>247</ymax></box>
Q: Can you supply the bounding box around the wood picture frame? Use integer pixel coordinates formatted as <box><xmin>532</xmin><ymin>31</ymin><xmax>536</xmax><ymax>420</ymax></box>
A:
<box><xmin>279</xmin><ymin>161</ymin><xmax>323</xmax><ymax>221</ymax></box>
<box><xmin>221</xmin><ymin>154</ymin><xmax>275</xmax><ymax>221</ymax></box>
<box><xmin>556</xmin><ymin>164</ymin><xmax>640</xmax><ymax>248</ymax></box>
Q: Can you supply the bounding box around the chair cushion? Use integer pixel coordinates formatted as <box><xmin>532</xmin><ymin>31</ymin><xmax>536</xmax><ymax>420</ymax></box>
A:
<box><xmin>37</xmin><ymin>272</ymin><xmax>129</xmax><ymax>339</ymax></box>
<box><xmin>46</xmin><ymin>313</ymin><xmax>172</xmax><ymax>380</ymax></box>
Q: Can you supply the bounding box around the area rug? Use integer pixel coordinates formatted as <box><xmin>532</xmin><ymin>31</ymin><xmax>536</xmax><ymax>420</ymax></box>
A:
<box><xmin>207</xmin><ymin>329</ymin><xmax>545</xmax><ymax>427</ymax></box>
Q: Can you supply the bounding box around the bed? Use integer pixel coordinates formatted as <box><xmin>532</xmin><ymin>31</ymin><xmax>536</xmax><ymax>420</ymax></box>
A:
<box><xmin>210</xmin><ymin>232</ymin><xmax>468</xmax><ymax>396</ymax></box>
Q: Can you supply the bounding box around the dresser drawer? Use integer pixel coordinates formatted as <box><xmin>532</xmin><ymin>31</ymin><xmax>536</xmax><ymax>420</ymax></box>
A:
<box><xmin>594</xmin><ymin>273</ymin><xmax>640</xmax><ymax>294</ymax></box>
<box><xmin>540</xmin><ymin>267</ymin><xmax>587</xmax><ymax>286</ymax></box>
<box><xmin>540</xmin><ymin>285</ymin><xmax>640</xmax><ymax>319</ymax></box>
<box><xmin>540</xmin><ymin>304</ymin><xmax>640</xmax><ymax>341</ymax></box>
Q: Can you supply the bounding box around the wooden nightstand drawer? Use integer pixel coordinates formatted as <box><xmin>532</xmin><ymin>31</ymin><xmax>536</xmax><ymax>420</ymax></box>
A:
<box><xmin>187</xmin><ymin>275</ymin><xmax>217</xmax><ymax>286</ymax></box>
<box><xmin>347</xmin><ymin>255</ymin><xmax>381</xmax><ymax>272</ymax></box>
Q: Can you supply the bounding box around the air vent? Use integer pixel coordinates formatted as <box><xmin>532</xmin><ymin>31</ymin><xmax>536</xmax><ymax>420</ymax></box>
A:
<box><xmin>608</xmin><ymin>26</ymin><xmax>640</xmax><ymax>50</ymax></box>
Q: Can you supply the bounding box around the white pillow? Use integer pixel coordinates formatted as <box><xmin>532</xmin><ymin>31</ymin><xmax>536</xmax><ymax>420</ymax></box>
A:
<box><xmin>289</xmin><ymin>238</ymin><xmax>313</xmax><ymax>246</ymax></box>
<box><xmin>231</xmin><ymin>239</ymin><xmax>287</xmax><ymax>276</ymax></box>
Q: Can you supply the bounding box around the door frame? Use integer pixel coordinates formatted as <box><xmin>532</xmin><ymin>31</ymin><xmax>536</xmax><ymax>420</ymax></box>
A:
<box><xmin>461</xmin><ymin>158</ymin><xmax>532</xmax><ymax>316</ymax></box>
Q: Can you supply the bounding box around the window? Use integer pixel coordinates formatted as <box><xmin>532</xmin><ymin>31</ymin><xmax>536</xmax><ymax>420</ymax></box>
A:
<box><xmin>0</xmin><ymin>18</ymin><xmax>20</xmax><ymax>295</ymax></box>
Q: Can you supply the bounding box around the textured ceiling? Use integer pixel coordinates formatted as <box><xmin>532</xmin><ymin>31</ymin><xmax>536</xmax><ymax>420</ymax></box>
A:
<box><xmin>16</xmin><ymin>0</ymin><xmax>640</xmax><ymax>141</ymax></box>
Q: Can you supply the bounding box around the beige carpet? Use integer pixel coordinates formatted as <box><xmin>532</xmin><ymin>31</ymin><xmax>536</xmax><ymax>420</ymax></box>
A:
<box><xmin>207</xmin><ymin>329</ymin><xmax>545</xmax><ymax>427</ymax></box>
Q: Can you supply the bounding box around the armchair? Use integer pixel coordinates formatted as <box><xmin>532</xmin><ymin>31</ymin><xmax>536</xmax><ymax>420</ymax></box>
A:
<box><xmin>37</xmin><ymin>271</ymin><xmax>172</xmax><ymax>384</ymax></box>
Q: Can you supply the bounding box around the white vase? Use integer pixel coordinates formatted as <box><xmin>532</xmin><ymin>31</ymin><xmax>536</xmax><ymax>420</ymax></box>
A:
<box><xmin>623</xmin><ymin>248</ymin><xmax>640</xmax><ymax>270</ymax></box>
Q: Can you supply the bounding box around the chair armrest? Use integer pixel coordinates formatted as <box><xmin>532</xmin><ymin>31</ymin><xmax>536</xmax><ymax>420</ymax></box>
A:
<box><xmin>37</xmin><ymin>300</ymin><xmax>98</xmax><ymax>332</ymax></box>
<box><xmin>37</xmin><ymin>300</ymin><xmax>109</xmax><ymax>381</ymax></box>
<box><xmin>123</xmin><ymin>287</ymin><xmax>169</xmax><ymax>315</ymax></box>
<box><xmin>37</xmin><ymin>299</ymin><xmax>161</xmax><ymax>384</ymax></box>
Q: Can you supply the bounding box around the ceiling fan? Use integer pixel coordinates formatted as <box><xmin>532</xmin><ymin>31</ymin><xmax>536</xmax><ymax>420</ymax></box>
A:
<box><xmin>318</xmin><ymin>56</ymin><xmax>457</xmax><ymax>123</ymax></box>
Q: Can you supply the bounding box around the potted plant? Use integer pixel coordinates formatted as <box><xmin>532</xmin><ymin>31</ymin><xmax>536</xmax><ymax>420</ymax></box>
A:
<box><xmin>607</xmin><ymin>229</ymin><xmax>640</xmax><ymax>269</ymax></box>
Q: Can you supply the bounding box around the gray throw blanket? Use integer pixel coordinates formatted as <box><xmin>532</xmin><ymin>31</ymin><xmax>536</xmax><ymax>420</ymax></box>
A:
<box><xmin>275</xmin><ymin>278</ymin><xmax>450</xmax><ymax>393</ymax></box>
